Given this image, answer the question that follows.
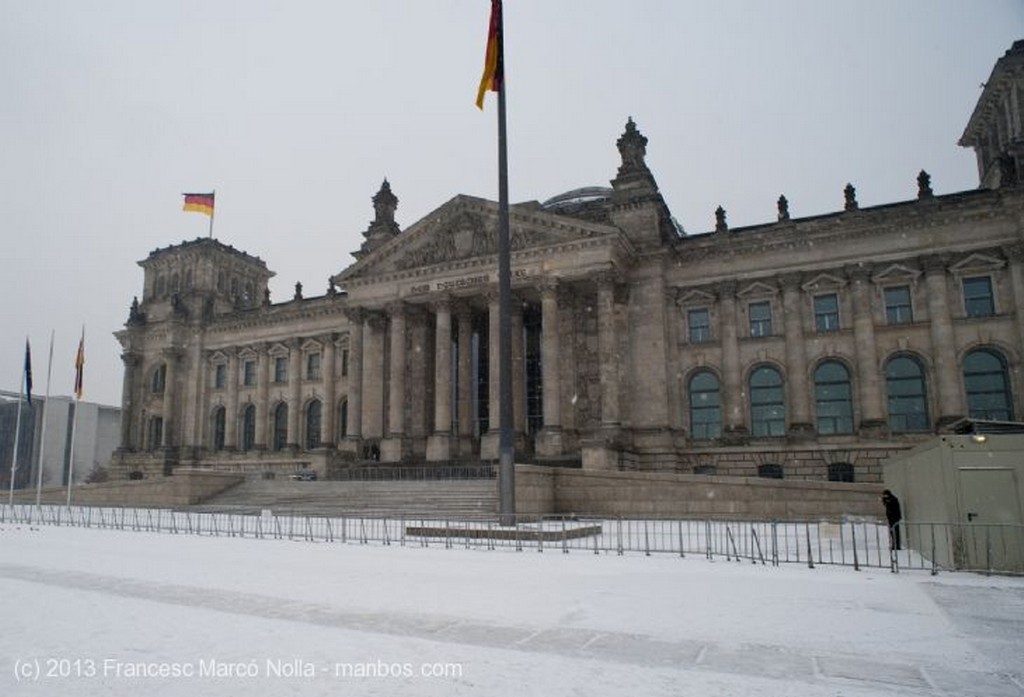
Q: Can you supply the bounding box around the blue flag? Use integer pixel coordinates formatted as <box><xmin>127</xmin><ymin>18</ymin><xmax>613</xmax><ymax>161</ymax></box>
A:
<box><xmin>24</xmin><ymin>338</ymin><xmax>32</xmax><ymax>406</ymax></box>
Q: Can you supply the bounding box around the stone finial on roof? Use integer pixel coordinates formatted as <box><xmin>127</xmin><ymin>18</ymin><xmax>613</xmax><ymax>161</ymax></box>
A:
<box><xmin>294</xmin><ymin>282</ymin><xmax>303</xmax><ymax>301</ymax></box>
<box><xmin>263</xmin><ymin>288</ymin><xmax>271</xmax><ymax>307</ymax></box>
<box><xmin>715</xmin><ymin>205</ymin><xmax>728</xmax><ymax>233</ymax></box>
<box><xmin>917</xmin><ymin>170</ymin><xmax>933</xmax><ymax>199</ymax></box>
<box><xmin>616</xmin><ymin>117</ymin><xmax>649</xmax><ymax>176</ymax></box>
<box><xmin>327</xmin><ymin>278</ymin><xmax>337</xmax><ymax>297</ymax></box>
<box><xmin>372</xmin><ymin>178</ymin><xmax>399</xmax><ymax>228</ymax></box>
<box><xmin>777</xmin><ymin>195</ymin><xmax>790</xmax><ymax>222</ymax></box>
<box><xmin>844</xmin><ymin>183</ymin><xmax>858</xmax><ymax>211</ymax></box>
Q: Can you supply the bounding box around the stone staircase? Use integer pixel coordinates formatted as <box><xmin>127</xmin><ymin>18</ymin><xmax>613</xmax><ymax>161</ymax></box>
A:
<box><xmin>195</xmin><ymin>478</ymin><xmax>499</xmax><ymax>519</ymax></box>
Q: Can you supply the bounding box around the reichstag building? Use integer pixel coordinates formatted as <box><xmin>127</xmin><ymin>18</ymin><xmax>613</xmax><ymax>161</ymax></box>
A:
<box><xmin>113</xmin><ymin>40</ymin><xmax>1024</xmax><ymax>484</ymax></box>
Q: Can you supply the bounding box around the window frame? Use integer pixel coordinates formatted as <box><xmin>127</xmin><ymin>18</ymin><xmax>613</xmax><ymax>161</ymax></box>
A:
<box><xmin>883</xmin><ymin>285</ymin><xmax>913</xmax><ymax>325</ymax></box>
<box><xmin>813</xmin><ymin>293</ymin><xmax>840</xmax><ymax>333</ymax></box>
<box><xmin>749</xmin><ymin>301</ymin><xmax>773</xmax><ymax>338</ymax></box>
<box><xmin>962</xmin><ymin>276</ymin><xmax>995</xmax><ymax>318</ymax></box>
<box><xmin>687</xmin><ymin>308</ymin><xmax>712</xmax><ymax>344</ymax></box>
<box><xmin>688</xmin><ymin>370</ymin><xmax>722</xmax><ymax>440</ymax></box>
<box><xmin>885</xmin><ymin>354</ymin><xmax>931</xmax><ymax>433</ymax></box>
<box><xmin>749</xmin><ymin>365</ymin><xmax>786</xmax><ymax>437</ymax></box>
<box><xmin>273</xmin><ymin>356</ymin><xmax>288</xmax><ymax>383</ymax></box>
<box><xmin>814</xmin><ymin>360</ymin><xmax>854</xmax><ymax>435</ymax></box>
<box><xmin>963</xmin><ymin>348</ymin><xmax>1014</xmax><ymax>421</ymax></box>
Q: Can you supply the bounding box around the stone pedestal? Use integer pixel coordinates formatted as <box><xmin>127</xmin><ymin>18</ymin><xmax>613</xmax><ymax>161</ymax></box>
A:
<box><xmin>426</xmin><ymin>433</ymin><xmax>453</xmax><ymax>461</ymax></box>
<box><xmin>535</xmin><ymin>426</ymin><xmax>564</xmax><ymax>457</ymax></box>
<box><xmin>380</xmin><ymin>436</ymin><xmax>409</xmax><ymax>463</ymax></box>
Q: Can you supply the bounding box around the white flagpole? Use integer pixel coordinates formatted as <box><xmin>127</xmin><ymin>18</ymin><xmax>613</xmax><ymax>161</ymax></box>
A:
<box><xmin>8</xmin><ymin>342</ymin><xmax>27</xmax><ymax>509</ymax></box>
<box><xmin>66</xmin><ymin>326</ymin><xmax>84</xmax><ymax>508</ymax></box>
<box><xmin>35</xmin><ymin>330</ymin><xmax>54</xmax><ymax>511</ymax></box>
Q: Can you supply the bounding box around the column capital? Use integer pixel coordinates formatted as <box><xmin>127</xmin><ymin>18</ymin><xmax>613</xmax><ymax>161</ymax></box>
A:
<box><xmin>1002</xmin><ymin>242</ymin><xmax>1024</xmax><ymax>263</ymax></box>
<box><xmin>343</xmin><ymin>307</ymin><xmax>365</xmax><ymax>324</ymax></box>
<box><xmin>919</xmin><ymin>253</ymin><xmax>950</xmax><ymax>274</ymax></box>
<box><xmin>593</xmin><ymin>268</ymin><xmax>624</xmax><ymax>288</ymax></box>
<box><xmin>161</xmin><ymin>347</ymin><xmax>183</xmax><ymax>362</ymax></box>
<box><xmin>430</xmin><ymin>294</ymin><xmax>453</xmax><ymax>313</ymax></box>
<box><xmin>385</xmin><ymin>300</ymin><xmax>407</xmax><ymax>317</ymax></box>
<box><xmin>843</xmin><ymin>263</ymin><xmax>873</xmax><ymax>284</ymax></box>
<box><xmin>778</xmin><ymin>272</ymin><xmax>804</xmax><ymax>292</ymax></box>
<box><xmin>120</xmin><ymin>351</ymin><xmax>141</xmax><ymax>367</ymax></box>
<box><xmin>714</xmin><ymin>280</ymin><xmax>738</xmax><ymax>299</ymax></box>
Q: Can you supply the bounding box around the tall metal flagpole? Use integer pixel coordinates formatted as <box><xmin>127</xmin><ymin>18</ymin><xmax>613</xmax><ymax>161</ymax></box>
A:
<box><xmin>494</xmin><ymin>4</ymin><xmax>516</xmax><ymax>526</ymax></box>
<box><xmin>35</xmin><ymin>330</ymin><xmax>55</xmax><ymax>510</ymax></box>
<box><xmin>209</xmin><ymin>189</ymin><xmax>216</xmax><ymax>239</ymax></box>
<box><xmin>8</xmin><ymin>339</ymin><xmax>27</xmax><ymax>508</ymax></box>
<box><xmin>67</xmin><ymin>327</ymin><xmax>84</xmax><ymax>508</ymax></box>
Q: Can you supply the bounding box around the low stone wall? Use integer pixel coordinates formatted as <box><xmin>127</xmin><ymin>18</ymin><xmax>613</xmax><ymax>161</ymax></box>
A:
<box><xmin>516</xmin><ymin>465</ymin><xmax>885</xmax><ymax>520</ymax></box>
<box><xmin>13</xmin><ymin>469</ymin><xmax>244</xmax><ymax>507</ymax></box>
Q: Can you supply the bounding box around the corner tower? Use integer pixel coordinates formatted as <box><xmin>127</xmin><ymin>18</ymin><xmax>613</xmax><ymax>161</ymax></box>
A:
<box><xmin>960</xmin><ymin>40</ymin><xmax>1024</xmax><ymax>188</ymax></box>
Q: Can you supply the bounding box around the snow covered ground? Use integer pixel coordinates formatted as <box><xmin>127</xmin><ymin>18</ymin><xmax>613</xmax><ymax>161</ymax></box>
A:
<box><xmin>1</xmin><ymin>522</ymin><xmax>1022</xmax><ymax>697</ymax></box>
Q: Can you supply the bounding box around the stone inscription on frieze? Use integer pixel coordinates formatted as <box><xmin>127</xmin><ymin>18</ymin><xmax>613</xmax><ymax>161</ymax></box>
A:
<box><xmin>406</xmin><ymin>268</ymin><xmax>537</xmax><ymax>297</ymax></box>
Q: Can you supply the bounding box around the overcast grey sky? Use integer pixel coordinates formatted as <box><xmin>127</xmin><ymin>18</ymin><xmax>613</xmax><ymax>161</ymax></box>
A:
<box><xmin>1</xmin><ymin>1</ymin><xmax>1021</xmax><ymax>406</ymax></box>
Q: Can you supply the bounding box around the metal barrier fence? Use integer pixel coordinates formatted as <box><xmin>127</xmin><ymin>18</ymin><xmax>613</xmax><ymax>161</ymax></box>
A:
<box><xmin>2</xmin><ymin>504</ymin><xmax>1021</xmax><ymax>574</ymax></box>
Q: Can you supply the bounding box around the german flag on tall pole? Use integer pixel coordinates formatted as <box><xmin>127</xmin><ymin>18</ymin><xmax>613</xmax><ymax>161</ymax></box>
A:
<box><xmin>475</xmin><ymin>0</ymin><xmax>503</xmax><ymax>109</ymax></box>
<box><xmin>73</xmin><ymin>328</ymin><xmax>84</xmax><ymax>400</ymax></box>
<box><xmin>183</xmin><ymin>191</ymin><xmax>216</xmax><ymax>238</ymax></box>
<box><xmin>476</xmin><ymin>0</ymin><xmax>515</xmax><ymax>525</ymax></box>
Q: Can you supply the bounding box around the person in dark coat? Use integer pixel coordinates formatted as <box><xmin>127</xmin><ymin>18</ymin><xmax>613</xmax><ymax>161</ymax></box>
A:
<box><xmin>882</xmin><ymin>489</ymin><xmax>903</xmax><ymax>550</ymax></box>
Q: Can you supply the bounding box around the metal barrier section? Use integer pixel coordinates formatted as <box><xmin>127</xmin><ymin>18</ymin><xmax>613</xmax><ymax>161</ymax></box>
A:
<box><xmin>3</xmin><ymin>504</ymin><xmax>1021</xmax><ymax>574</ymax></box>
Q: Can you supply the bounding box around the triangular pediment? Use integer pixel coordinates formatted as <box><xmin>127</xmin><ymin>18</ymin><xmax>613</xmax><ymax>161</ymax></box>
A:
<box><xmin>949</xmin><ymin>252</ymin><xmax>1005</xmax><ymax>274</ymax></box>
<box><xmin>872</xmin><ymin>263</ymin><xmax>921</xmax><ymax>284</ymax></box>
<box><xmin>267</xmin><ymin>342</ymin><xmax>290</xmax><ymax>358</ymax></box>
<box><xmin>209</xmin><ymin>350</ymin><xmax>228</xmax><ymax>364</ymax></box>
<box><xmin>736</xmin><ymin>281</ymin><xmax>778</xmax><ymax>298</ymax></box>
<box><xmin>334</xmin><ymin>196</ymin><xmax>620</xmax><ymax>284</ymax></box>
<box><xmin>238</xmin><ymin>346</ymin><xmax>258</xmax><ymax>361</ymax></box>
<box><xmin>801</xmin><ymin>272</ymin><xmax>846</xmax><ymax>292</ymax></box>
<box><xmin>675</xmin><ymin>288</ymin><xmax>716</xmax><ymax>306</ymax></box>
<box><xmin>300</xmin><ymin>338</ymin><xmax>323</xmax><ymax>354</ymax></box>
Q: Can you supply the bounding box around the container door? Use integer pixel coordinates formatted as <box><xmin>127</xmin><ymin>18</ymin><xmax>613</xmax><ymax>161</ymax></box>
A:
<box><xmin>958</xmin><ymin>468</ymin><xmax>1022</xmax><ymax>573</ymax></box>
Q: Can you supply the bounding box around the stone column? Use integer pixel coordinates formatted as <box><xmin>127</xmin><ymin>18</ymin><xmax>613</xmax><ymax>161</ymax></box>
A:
<box><xmin>536</xmin><ymin>280</ymin><xmax>563</xmax><ymax>456</ymax></box>
<box><xmin>382</xmin><ymin>302</ymin><xmax>407</xmax><ymax>461</ymax></box>
<box><xmin>480</xmin><ymin>291</ymin><xmax>502</xmax><ymax>459</ymax></box>
<box><xmin>511</xmin><ymin>298</ymin><xmax>527</xmax><ymax>438</ymax></box>
<box><xmin>456</xmin><ymin>304</ymin><xmax>475</xmax><ymax>456</ymax></box>
<box><xmin>780</xmin><ymin>275</ymin><xmax>812</xmax><ymax>437</ymax></box>
<box><xmin>119</xmin><ymin>352</ymin><xmax>139</xmax><ymax>449</ymax></box>
<box><xmin>224</xmin><ymin>349</ymin><xmax>239</xmax><ymax>449</ymax></box>
<box><xmin>427</xmin><ymin>296</ymin><xmax>453</xmax><ymax>461</ymax></box>
<box><xmin>288</xmin><ymin>338</ymin><xmax>302</xmax><ymax>448</ymax></box>
<box><xmin>717</xmin><ymin>281</ymin><xmax>746</xmax><ymax>439</ymax></box>
<box><xmin>256</xmin><ymin>344</ymin><xmax>270</xmax><ymax>449</ymax></box>
<box><xmin>161</xmin><ymin>348</ymin><xmax>180</xmax><ymax>448</ymax></box>
<box><xmin>923</xmin><ymin>255</ymin><xmax>964</xmax><ymax>427</ymax></box>
<box><xmin>323</xmin><ymin>334</ymin><xmax>337</xmax><ymax>447</ymax></box>
<box><xmin>597</xmin><ymin>274</ymin><xmax>620</xmax><ymax>427</ymax></box>
<box><xmin>847</xmin><ymin>266</ymin><xmax>886</xmax><ymax>433</ymax></box>
<box><xmin>344</xmin><ymin>310</ymin><xmax>364</xmax><ymax>449</ymax></box>
<box><xmin>361</xmin><ymin>312</ymin><xmax>386</xmax><ymax>441</ymax></box>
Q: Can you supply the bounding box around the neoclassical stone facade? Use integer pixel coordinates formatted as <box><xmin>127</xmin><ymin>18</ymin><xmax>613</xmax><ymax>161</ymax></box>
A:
<box><xmin>113</xmin><ymin>41</ymin><xmax>1024</xmax><ymax>484</ymax></box>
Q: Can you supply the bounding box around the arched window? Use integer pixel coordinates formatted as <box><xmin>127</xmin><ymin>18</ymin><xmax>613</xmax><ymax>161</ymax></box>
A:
<box><xmin>305</xmin><ymin>399</ymin><xmax>322</xmax><ymax>450</ymax></box>
<box><xmin>338</xmin><ymin>399</ymin><xmax>348</xmax><ymax>441</ymax></box>
<box><xmin>828</xmin><ymin>462</ymin><xmax>855</xmax><ymax>483</ymax></box>
<box><xmin>757</xmin><ymin>463</ymin><xmax>783</xmax><ymax>479</ymax></box>
<box><xmin>151</xmin><ymin>364</ymin><xmax>167</xmax><ymax>394</ymax></box>
<box><xmin>272</xmin><ymin>403</ymin><xmax>288</xmax><ymax>451</ymax></box>
<box><xmin>814</xmin><ymin>361</ymin><xmax>854</xmax><ymax>434</ymax></box>
<box><xmin>885</xmin><ymin>355</ymin><xmax>930</xmax><ymax>432</ymax></box>
<box><xmin>963</xmin><ymin>349</ymin><xmax>1014</xmax><ymax>421</ymax></box>
<box><xmin>241</xmin><ymin>404</ymin><xmax>256</xmax><ymax>451</ymax></box>
<box><xmin>750</xmin><ymin>366</ymin><xmax>785</xmax><ymax>436</ymax></box>
<box><xmin>211</xmin><ymin>407</ymin><xmax>226</xmax><ymax>451</ymax></box>
<box><xmin>688</xmin><ymin>371</ymin><xmax>721</xmax><ymax>439</ymax></box>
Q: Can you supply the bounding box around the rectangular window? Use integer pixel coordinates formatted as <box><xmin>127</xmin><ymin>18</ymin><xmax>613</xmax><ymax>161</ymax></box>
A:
<box><xmin>306</xmin><ymin>352</ymin><xmax>321</xmax><ymax>380</ymax></box>
<box><xmin>341</xmin><ymin>349</ymin><xmax>349</xmax><ymax>377</ymax></box>
<box><xmin>749</xmin><ymin>301</ymin><xmax>772</xmax><ymax>338</ymax></box>
<box><xmin>243</xmin><ymin>360</ymin><xmax>256</xmax><ymax>387</ymax></box>
<box><xmin>214</xmin><ymin>363</ymin><xmax>226</xmax><ymax>390</ymax></box>
<box><xmin>884</xmin><ymin>286</ymin><xmax>913</xmax><ymax>325</ymax></box>
<box><xmin>274</xmin><ymin>356</ymin><xmax>287</xmax><ymax>383</ymax></box>
<box><xmin>814</xmin><ymin>293</ymin><xmax>840</xmax><ymax>333</ymax></box>
<box><xmin>963</xmin><ymin>276</ymin><xmax>995</xmax><ymax>317</ymax></box>
<box><xmin>687</xmin><ymin>309</ymin><xmax>711</xmax><ymax>343</ymax></box>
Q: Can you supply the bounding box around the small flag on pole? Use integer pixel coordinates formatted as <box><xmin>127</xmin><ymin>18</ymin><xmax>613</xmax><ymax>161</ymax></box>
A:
<box><xmin>73</xmin><ymin>330</ymin><xmax>85</xmax><ymax>400</ymax></box>
<box><xmin>182</xmin><ymin>192</ymin><xmax>215</xmax><ymax>216</ymax></box>
<box><xmin>23</xmin><ymin>338</ymin><xmax>32</xmax><ymax>406</ymax></box>
<box><xmin>475</xmin><ymin>0</ymin><xmax>504</xmax><ymax>109</ymax></box>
